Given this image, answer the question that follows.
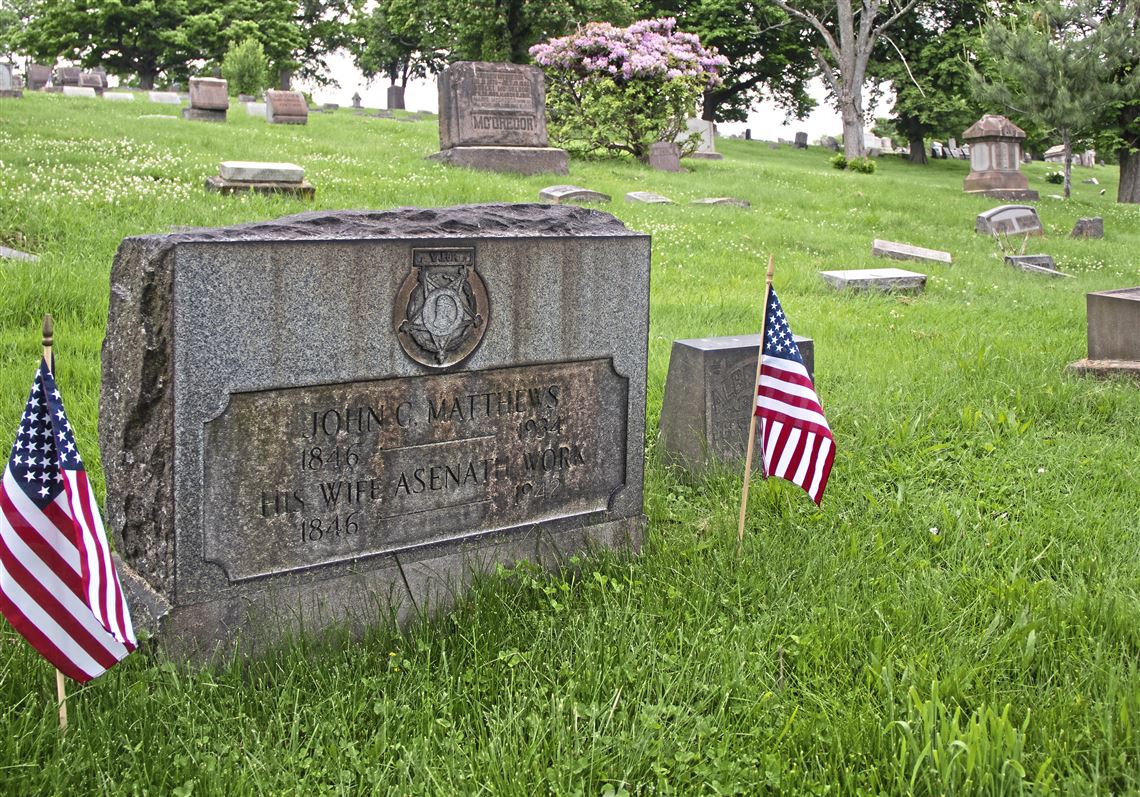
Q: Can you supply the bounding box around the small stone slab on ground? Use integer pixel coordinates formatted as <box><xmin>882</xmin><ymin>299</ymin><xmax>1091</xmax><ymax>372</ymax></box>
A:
<box><xmin>204</xmin><ymin>175</ymin><xmax>315</xmax><ymax>199</ymax></box>
<box><xmin>872</xmin><ymin>239</ymin><xmax>952</xmax><ymax>265</ymax></box>
<box><xmin>148</xmin><ymin>91</ymin><xmax>181</xmax><ymax>104</ymax></box>
<box><xmin>138</xmin><ymin>114</ymin><xmax>177</xmax><ymax>120</ymax></box>
<box><xmin>975</xmin><ymin>205</ymin><xmax>1043</xmax><ymax>236</ymax></box>
<box><xmin>219</xmin><ymin>161</ymin><xmax>304</xmax><ymax>183</ymax></box>
<box><xmin>0</xmin><ymin>246</ymin><xmax>39</xmax><ymax>262</ymax></box>
<box><xmin>1005</xmin><ymin>255</ymin><xmax>1070</xmax><ymax>277</ymax></box>
<box><xmin>104</xmin><ymin>92</ymin><xmax>135</xmax><ymax>102</ymax></box>
<box><xmin>1071</xmin><ymin>217</ymin><xmax>1104</xmax><ymax>238</ymax></box>
<box><xmin>245</xmin><ymin>102</ymin><xmax>266</xmax><ymax>117</ymax></box>
<box><xmin>1067</xmin><ymin>359</ymin><xmax>1140</xmax><ymax>380</ymax></box>
<box><xmin>625</xmin><ymin>191</ymin><xmax>674</xmax><ymax>204</ymax></box>
<box><xmin>62</xmin><ymin>86</ymin><xmax>96</xmax><ymax>98</ymax></box>
<box><xmin>691</xmin><ymin>197</ymin><xmax>750</xmax><ymax>207</ymax></box>
<box><xmin>820</xmin><ymin>268</ymin><xmax>927</xmax><ymax>293</ymax></box>
<box><xmin>538</xmin><ymin>185</ymin><xmax>611</xmax><ymax>204</ymax></box>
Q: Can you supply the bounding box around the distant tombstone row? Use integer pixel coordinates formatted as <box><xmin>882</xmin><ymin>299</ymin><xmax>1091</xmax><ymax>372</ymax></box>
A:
<box><xmin>429</xmin><ymin>61</ymin><xmax>568</xmax><ymax>175</ymax></box>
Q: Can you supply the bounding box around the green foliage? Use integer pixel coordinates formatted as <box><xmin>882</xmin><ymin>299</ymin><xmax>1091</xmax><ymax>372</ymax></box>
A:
<box><xmin>848</xmin><ymin>156</ymin><xmax>877</xmax><ymax>173</ymax></box>
<box><xmin>348</xmin><ymin>0</ymin><xmax>444</xmax><ymax>87</ymax></box>
<box><xmin>1045</xmin><ymin>170</ymin><xmax>1065</xmax><ymax>184</ymax></box>
<box><xmin>220</xmin><ymin>37</ymin><xmax>269</xmax><ymax>96</ymax></box>
<box><xmin>830</xmin><ymin>153</ymin><xmax>848</xmax><ymax>170</ymax></box>
<box><xmin>1</xmin><ymin>95</ymin><xmax>1140</xmax><ymax>795</ymax></box>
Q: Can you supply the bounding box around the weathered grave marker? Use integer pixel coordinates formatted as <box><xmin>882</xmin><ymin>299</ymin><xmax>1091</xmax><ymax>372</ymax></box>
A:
<box><xmin>0</xmin><ymin>246</ymin><xmax>39</xmax><ymax>262</ymax></box>
<box><xmin>184</xmin><ymin>77</ymin><xmax>228</xmax><ymax>122</ymax></box>
<box><xmin>104</xmin><ymin>92</ymin><xmax>135</xmax><ymax>102</ymax></box>
<box><xmin>0</xmin><ymin>63</ymin><xmax>21</xmax><ymax>98</ymax></box>
<box><xmin>431</xmin><ymin>62</ymin><xmax>568</xmax><ymax>175</ymax></box>
<box><xmin>206</xmin><ymin>161</ymin><xmax>315</xmax><ymax>199</ymax></box>
<box><xmin>1071</xmin><ymin>218</ymin><xmax>1104</xmax><ymax>239</ymax></box>
<box><xmin>538</xmin><ymin>185</ymin><xmax>611</xmax><ymax>204</ymax></box>
<box><xmin>27</xmin><ymin>64</ymin><xmax>51</xmax><ymax>90</ymax></box>
<box><xmin>1069</xmin><ymin>288</ymin><xmax>1140</xmax><ymax>380</ymax></box>
<box><xmin>266</xmin><ymin>90</ymin><xmax>309</xmax><ymax>124</ymax></box>
<box><xmin>62</xmin><ymin>86</ymin><xmax>96</xmax><ymax>98</ymax></box>
<box><xmin>820</xmin><ymin>268</ymin><xmax>927</xmax><ymax>293</ymax></box>
<box><xmin>149</xmin><ymin>91</ymin><xmax>182</xmax><ymax>104</ymax></box>
<box><xmin>872</xmin><ymin>239</ymin><xmax>952</xmax><ymax>264</ymax></box>
<box><xmin>99</xmin><ymin>205</ymin><xmax>650</xmax><ymax>659</ymax></box>
<box><xmin>794</xmin><ymin>132</ymin><xmax>808</xmax><ymax>149</ymax></box>
<box><xmin>975</xmin><ymin>205</ymin><xmax>1043</xmax><ymax>236</ymax></box>
<box><xmin>56</xmin><ymin>67</ymin><xmax>81</xmax><ymax>86</ymax></box>
<box><xmin>245</xmin><ymin>102</ymin><xmax>267</xmax><ymax>117</ymax></box>
<box><xmin>680</xmin><ymin>118</ymin><xmax>722</xmax><ymax>160</ymax></box>
<box><xmin>690</xmin><ymin>197</ymin><xmax>749</xmax><ymax>207</ymax></box>
<box><xmin>648</xmin><ymin>142</ymin><xmax>683</xmax><ymax>172</ymax></box>
<box><xmin>659</xmin><ymin>334</ymin><xmax>813</xmax><ymax>474</ymax></box>
<box><xmin>1005</xmin><ymin>255</ymin><xmax>1068</xmax><ymax>277</ymax></box>
<box><xmin>963</xmin><ymin>115</ymin><xmax>1039</xmax><ymax>200</ymax></box>
<box><xmin>624</xmin><ymin>191</ymin><xmax>673</xmax><ymax>204</ymax></box>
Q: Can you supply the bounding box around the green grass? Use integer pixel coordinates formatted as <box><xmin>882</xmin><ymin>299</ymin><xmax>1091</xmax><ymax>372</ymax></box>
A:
<box><xmin>1</xmin><ymin>91</ymin><xmax>1139</xmax><ymax>795</ymax></box>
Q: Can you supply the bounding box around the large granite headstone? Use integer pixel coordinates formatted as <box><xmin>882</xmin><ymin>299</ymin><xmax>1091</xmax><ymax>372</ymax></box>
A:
<box><xmin>963</xmin><ymin>115</ymin><xmax>1038</xmax><ymax>200</ymax></box>
<box><xmin>660</xmin><ymin>334</ymin><xmax>813</xmax><ymax>474</ymax></box>
<box><xmin>430</xmin><ymin>62</ymin><xmax>568</xmax><ymax>175</ymax></box>
<box><xmin>794</xmin><ymin>132</ymin><xmax>808</xmax><ymax>149</ymax></box>
<box><xmin>27</xmin><ymin>64</ymin><xmax>51</xmax><ymax>91</ymax></box>
<box><xmin>0</xmin><ymin>63</ymin><xmax>19</xmax><ymax>98</ymax></box>
<box><xmin>1069</xmin><ymin>288</ymin><xmax>1140</xmax><ymax>380</ymax></box>
<box><xmin>184</xmin><ymin>77</ymin><xmax>228</xmax><ymax>122</ymax></box>
<box><xmin>100</xmin><ymin>205</ymin><xmax>649</xmax><ymax>660</ymax></box>
<box><xmin>266</xmin><ymin>90</ymin><xmax>308</xmax><ymax>124</ymax></box>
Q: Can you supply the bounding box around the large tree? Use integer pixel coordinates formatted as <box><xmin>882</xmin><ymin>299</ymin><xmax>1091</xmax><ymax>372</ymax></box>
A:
<box><xmin>1092</xmin><ymin>0</ymin><xmax>1140</xmax><ymax>203</ymax></box>
<box><xmin>641</xmin><ymin>0</ymin><xmax>815</xmax><ymax>123</ymax></box>
<box><xmin>771</xmin><ymin>0</ymin><xmax>920</xmax><ymax>159</ymax></box>
<box><xmin>973</xmin><ymin>1</ymin><xmax>1119</xmax><ymax>198</ymax></box>
<box><xmin>435</xmin><ymin>0</ymin><xmax>633</xmax><ymax>64</ymax></box>
<box><xmin>870</xmin><ymin>0</ymin><xmax>989</xmax><ymax>164</ymax></box>
<box><xmin>348</xmin><ymin>0</ymin><xmax>445</xmax><ymax>106</ymax></box>
<box><xmin>289</xmin><ymin>0</ymin><xmax>353</xmax><ymax>87</ymax></box>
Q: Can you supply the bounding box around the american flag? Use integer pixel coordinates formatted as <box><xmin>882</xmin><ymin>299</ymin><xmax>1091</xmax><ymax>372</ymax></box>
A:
<box><xmin>755</xmin><ymin>288</ymin><xmax>835</xmax><ymax>505</ymax></box>
<box><xmin>0</xmin><ymin>359</ymin><xmax>135</xmax><ymax>682</ymax></box>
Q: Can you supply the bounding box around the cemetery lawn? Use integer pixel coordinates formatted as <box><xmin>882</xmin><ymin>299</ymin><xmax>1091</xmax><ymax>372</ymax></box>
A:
<box><xmin>2</xmin><ymin>93</ymin><xmax>1140</xmax><ymax>796</ymax></box>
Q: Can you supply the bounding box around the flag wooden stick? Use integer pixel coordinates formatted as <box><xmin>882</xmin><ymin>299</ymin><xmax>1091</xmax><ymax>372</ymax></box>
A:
<box><xmin>41</xmin><ymin>314</ymin><xmax>68</xmax><ymax>733</ymax></box>
<box><xmin>737</xmin><ymin>256</ymin><xmax>775</xmax><ymax>550</ymax></box>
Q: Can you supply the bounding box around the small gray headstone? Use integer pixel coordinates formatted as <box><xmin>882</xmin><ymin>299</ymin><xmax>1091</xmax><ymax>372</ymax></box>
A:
<box><xmin>0</xmin><ymin>63</ymin><xmax>13</xmax><ymax>92</ymax></box>
<box><xmin>104</xmin><ymin>92</ymin><xmax>135</xmax><ymax>102</ymax></box>
<box><xmin>625</xmin><ymin>191</ymin><xmax>673</xmax><ymax>204</ymax></box>
<box><xmin>648</xmin><ymin>142</ymin><xmax>682</xmax><ymax>172</ymax></box>
<box><xmin>1005</xmin><ymin>255</ymin><xmax>1067</xmax><ymax>277</ymax></box>
<box><xmin>1071</xmin><ymin>217</ymin><xmax>1104</xmax><ymax>239</ymax></box>
<box><xmin>690</xmin><ymin>197</ymin><xmax>750</xmax><ymax>207</ymax></box>
<box><xmin>149</xmin><ymin>91</ymin><xmax>182</xmax><ymax>105</ymax></box>
<box><xmin>659</xmin><ymin>334</ymin><xmax>814</xmax><ymax>474</ymax></box>
<box><xmin>0</xmin><ymin>245</ymin><xmax>39</xmax><ymax>262</ymax></box>
<box><xmin>1069</xmin><ymin>287</ymin><xmax>1140</xmax><ymax>379</ymax></box>
<box><xmin>219</xmin><ymin>161</ymin><xmax>304</xmax><ymax>183</ymax></box>
<box><xmin>100</xmin><ymin>204</ymin><xmax>650</xmax><ymax>660</ymax></box>
<box><xmin>821</xmin><ymin>136</ymin><xmax>839</xmax><ymax>151</ymax></box>
<box><xmin>189</xmin><ymin>77</ymin><xmax>229</xmax><ymax>111</ymax></box>
<box><xmin>27</xmin><ymin>64</ymin><xmax>51</xmax><ymax>90</ymax></box>
<box><xmin>56</xmin><ymin>67</ymin><xmax>81</xmax><ymax>86</ymax></box>
<box><xmin>245</xmin><ymin>102</ymin><xmax>267</xmax><ymax>117</ymax></box>
<box><xmin>352</xmin><ymin>92</ymin><xmax>362</xmax><ymax>109</ymax></box>
<box><xmin>975</xmin><ymin>205</ymin><xmax>1043</xmax><ymax>236</ymax></box>
<box><xmin>871</xmin><ymin>239</ymin><xmax>952</xmax><ymax>264</ymax></box>
<box><xmin>78</xmin><ymin>72</ymin><xmax>102</xmax><ymax>89</ymax></box>
<box><xmin>1081</xmin><ymin>177</ymin><xmax>1099</xmax><ymax>185</ymax></box>
<box><xmin>62</xmin><ymin>86</ymin><xmax>97</xmax><ymax>98</ymax></box>
<box><xmin>794</xmin><ymin>132</ymin><xmax>808</xmax><ymax>149</ymax></box>
<box><xmin>538</xmin><ymin>185</ymin><xmax>611</xmax><ymax>204</ymax></box>
<box><xmin>820</xmin><ymin>268</ymin><xmax>927</xmax><ymax>293</ymax></box>
<box><xmin>266</xmin><ymin>90</ymin><xmax>309</xmax><ymax>124</ymax></box>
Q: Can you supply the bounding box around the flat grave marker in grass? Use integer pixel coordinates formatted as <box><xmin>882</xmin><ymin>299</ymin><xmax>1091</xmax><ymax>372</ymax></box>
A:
<box><xmin>539</xmin><ymin>185</ymin><xmax>611</xmax><ymax>204</ymax></box>
<box><xmin>691</xmin><ymin>197</ymin><xmax>750</xmax><ymax>207</ymax></box>
<box><xmin>99</xmin><ymin>204</ymin><xmax>650</xmax><ymax>660</ymax></box>
<box><xmin>148</xmin><ymin>91</ymin><xmax>181</xmax><ymax>105</ymax></box>
<box><xmin>62</xmin><ymin>86</ymin><xmax>96</xmax><ymax>98</ymax></box>
<box><xmin>625</xmin><ymin>191</ymin><xmax>673</xmax><ymax>204</ymax></box>
<box><xmin>430</xmin><ymin>61</ymin><xmax>569</xmax><ymax>176</ymax></box>
<box><xmin>820</xmin><ymin>267</ymin><xmax>927</xmax><ymax>293</ymax></box>
<box><xmin>1005</xmin><ymin>254</ymin><xmax>1068</xmax><ymax>277</ymax></box>
<box><xmin>659</xmin><ymin>333</ymin><xmax>814</xmax><ymax>474</ymax></box>
<box><xmin>872</xmin><ymin>238</ymin><xmax>952</xmax><ymax>265</ymax></box>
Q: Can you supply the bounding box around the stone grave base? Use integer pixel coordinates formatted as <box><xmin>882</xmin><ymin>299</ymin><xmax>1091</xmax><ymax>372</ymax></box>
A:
<box><xmin>0</xmin><ymin>89</ymin><xmax>23</xmax><ymax>99</ymax></box>
<box><xmin>205</xmin><ymin>175</ymin><xmax>315</xmax><ymax>199</ymax></box>
<box><xmin>268</xmin><ymin>115</ymin><xmax>307</xmax><ymax>125</ymax></box>
<box><xmin>660</xmin><ymin>334</ymin><xmax>813</xmax><ymax>475</ymax></box>
<box><xmin>119</xmin><ymin>511</ymin><xmax>644</xmax><ymax>662</ymax></box>
<box><xmin>974</xmin><ymin>188</ymin><xmax>1040</xmax><ymax>201</ymax></box>
<box><xmin>183</xmin><ymin>107</ymin><xmax>226</xmax><ymax>123</ymax></box>
<box><xmin>820</xmin><ymin>268</ymin><xmax>926</xmax><ymax>293</ymax></box>
<box><xmin>1067</xmin><ymin>359</ymin><xmax>1140</xmax><ymax>381</ymax></box>
<box><xmin>429</xmin><ymin>146</ymin><xmax>569</xmax><ymax>176</ymax></box>
<box><xmin>686</xmin><ymin>152</ymin><xmax>723</xmax><ymax>160</ymax></box>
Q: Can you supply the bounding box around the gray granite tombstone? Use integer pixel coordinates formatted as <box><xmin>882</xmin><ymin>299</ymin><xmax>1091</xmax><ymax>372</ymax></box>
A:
<box><xmin>99</xmin><ymin>205</ymin><xmax>650</xmax><ymax>660</ymax></box>
<box><xmin>184</xmin><ymin>77</ymin><xmax>229</xmax><ymax>122</ymax></box>
<box><xmin>79</xmin><ymin>72</ymin><xmax>103</xmax><ymax>90</ymax></box>
<box><xmin>680</xmin><ymin>117</ymin><xmax>722</xmax><ymax>160</ymax></box>
<box><xmin>647</xmin><ymin>142</ymin><xmax>682</xmax><ymax>172</ymax></box>
<box><xmin>387</xmin><ymin>85</ymin><xmax>405</xmax><ymax>110</ymax></box>
<box><xmin>0</xmin><ymin>63</ymin><xmax>19</xmax><ymax>98</ymax></box>
<box><xmin>56</xmin><ymin>67</ymin><xmax>81</xmax><ymax>86</ymax></box>
<box><xmin>352</xmin><ymin>92</ymin><xmax>362</xmax><ymax>109</ymax></box>
<box><xmin>266</xmin><ymin>90</ymin><xmax>309</xmax><ymax>124</ymax></box>
<box><xmin>1069</xmin><ymin>288</ymin><xmax>1140</xmax><ymax>379</ymax></box>
<box><xmin>821</xmin><ymin>136</ymin><xmax>839</xmax><ymax>151</ymax></box>
<box><xmin>431</xmin><ymin>62</ymin><xmax>568</xmax><ymax>175</ymax></box>
<box><xmin>794</xmin><ymin>132</ymin><xmax>808</xmax><ymax>149</ymax></box>
<box><xmin>975</xmin><ymin>205</ymin><xmax>1043</xmax><ymax>236</ymax></box>
<box><xmin>538</xmin><ymin>185</ymin><xmax>611</xmax><ymax>204</ymax></box>
<box><xmin>27</xmin><ymin>64</ymin><xmax>51</xmax><ymax>90</ymax></box>
<box><xmin>1071</xmin><ymin>217</ymin><xmax>1104</xmax><ymax>239</ymax></box>
<box><xmin>659</xmin><ymin>334</ymin><xmax>813</xmax><ymax>474</ymax></box>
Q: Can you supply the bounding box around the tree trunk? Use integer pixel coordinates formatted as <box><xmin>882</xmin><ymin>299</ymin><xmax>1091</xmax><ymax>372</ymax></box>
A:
<box><xmin>278</xmin><ymin>69</ymin><xmax>292</xmax><ymax>91</ymax></box>
<box><xmin>139</xmin><ymin>71</ymin><xmax>155</xmax><ymax>90</ymax></box>
<box><xmin>1062</xmin><ymin>128</ymin><xmax>1072</xmax><ymax>199</ymax></box>
<box><xmin>906</xmin><ymin>133</ymin><xmax>928</xmax><ymax>164</ymax></box>
<box><xmin>841</xmin><ymin>100</ymin><xmax>864</xmax><ymax>160</ymax></box>
<box><xmin>1119</xmin><ymin>148</ymin><xmax>1140</xmax><ymax>203</ymax></box>
<box><xmin>701</xmin><ymin>90</ymin><xmax>717</xmax><ymax>123</ymax></box>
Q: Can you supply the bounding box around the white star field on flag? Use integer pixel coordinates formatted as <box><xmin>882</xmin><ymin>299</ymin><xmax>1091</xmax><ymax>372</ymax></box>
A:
<box><xmin>7</xmin><ymin>363</ymin><xmax>83</xmax><ymax>508</ymax></box>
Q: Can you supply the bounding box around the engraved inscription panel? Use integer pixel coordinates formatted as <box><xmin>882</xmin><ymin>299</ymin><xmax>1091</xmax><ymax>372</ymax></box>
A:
<box><xmin>442</xmin><ymin>62</ymin><xmax>547</xmax><ymax>148</ymax></box>
<box><xmin>202</xmin><ymin>359</ymin><xmax>627</xmax><ymax>581</ymax></box>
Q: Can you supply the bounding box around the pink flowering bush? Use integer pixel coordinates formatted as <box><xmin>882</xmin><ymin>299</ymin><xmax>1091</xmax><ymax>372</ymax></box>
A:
<box><xmin>530</xmin><ymin>18</ymin><xmax>728</xmax><ymax>160</ymax></box>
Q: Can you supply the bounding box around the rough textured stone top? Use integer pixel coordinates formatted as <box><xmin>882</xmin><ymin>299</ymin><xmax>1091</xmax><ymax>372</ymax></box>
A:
<box><xmin>963</xmin><ymin>115</ymin><xmax>1026</xmax><ymax>141</ymax></box>
<box><xmin>122</xmin><ymin>204</ymin><xmax>639</xmax><ymax>248</ymax></box>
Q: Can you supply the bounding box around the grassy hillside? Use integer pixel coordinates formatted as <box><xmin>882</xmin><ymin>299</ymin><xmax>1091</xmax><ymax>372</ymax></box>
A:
<box><xmin>1</xmin><ymin>92</ymin><xmax>1139</xmax><ymax>795</ymax></box>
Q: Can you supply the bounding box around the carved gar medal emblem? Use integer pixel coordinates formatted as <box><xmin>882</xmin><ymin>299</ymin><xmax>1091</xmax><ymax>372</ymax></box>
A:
<box><xmin>395</xmin><ymin>247</ymin><xmax>489</xmax><ymax>369</ymax></box>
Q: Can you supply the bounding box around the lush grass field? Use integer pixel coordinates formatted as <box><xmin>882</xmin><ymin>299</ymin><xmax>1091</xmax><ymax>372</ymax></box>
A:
<box><xmin>1</xmin><ymin>91</ymin><xmax>1139</xmax><ymax>795</ymax></box>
